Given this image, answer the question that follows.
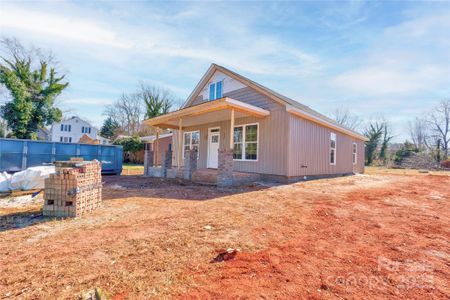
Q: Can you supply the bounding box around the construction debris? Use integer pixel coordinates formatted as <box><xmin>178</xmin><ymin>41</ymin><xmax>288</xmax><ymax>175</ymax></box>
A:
<box><xmin>43</xmin><ymin>158</ymin><xmax>102</xmax><ymax>218</ymax></box>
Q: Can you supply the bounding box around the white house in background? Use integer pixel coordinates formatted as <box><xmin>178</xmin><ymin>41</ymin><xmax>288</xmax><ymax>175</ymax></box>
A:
<box><xmin>50</xmin><ymin>116</ymin><xmax>109</xmax><ymax>144</ymax></box>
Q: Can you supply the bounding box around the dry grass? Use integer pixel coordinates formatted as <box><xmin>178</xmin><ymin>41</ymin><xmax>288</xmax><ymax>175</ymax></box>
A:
<box><xmin>365</xmin><ymin>166</ymin><xmax>450</xmax><ymax>176</ymax></box>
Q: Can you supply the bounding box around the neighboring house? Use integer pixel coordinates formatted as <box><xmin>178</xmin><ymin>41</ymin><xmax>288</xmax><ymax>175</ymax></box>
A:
<box><xmin>144</xmin><ymin>63</ymin><xmax>367</xmax><ymax>184</ymax></box>
<box><xmin>37</xmin><ymin>127</ymin><xmax>50</xmax><ymax>141</ymax></box>
<box><xmin>50</xmin><ymin>116</ymin><xmax>110</xmax><ymax>144</ymax></box>
<box><xmin>142</xmin><ymin>133</ymin><xmax>172</xmax><ymax>166</ymax></box>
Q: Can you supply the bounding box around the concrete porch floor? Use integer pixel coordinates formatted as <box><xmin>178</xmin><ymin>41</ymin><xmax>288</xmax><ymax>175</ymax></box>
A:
<box><xmin>192</xmin><ymin>168</ymin><xmax>261</xmax><ymax>185</ymax></box>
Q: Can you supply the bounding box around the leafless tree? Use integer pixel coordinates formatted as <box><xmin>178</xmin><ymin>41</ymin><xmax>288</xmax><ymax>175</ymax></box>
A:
<box><xmin>331</xmin><ymin>107</ymin><xmax>362</xmax><ymax>131</ymax></box>
<box><xmin>408</xmin><ymin>117</ymin><xmax>428</xmax><ymax>150</ymax></box>
<box><xmin>104</xmin><ymin>93</ymin><xmax>144</xmax><ymax>136</ymax></box>
<box><xmin>427</xmin><ymin>99</ymin><xmax>450</xmax><ymax>159</ymax></box>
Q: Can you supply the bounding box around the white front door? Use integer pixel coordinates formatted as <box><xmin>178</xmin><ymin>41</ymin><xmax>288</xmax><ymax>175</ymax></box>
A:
<box><xmin>207</xmin><ymin>128</ymin><xmax>220</xmax><ymax>168</ymax></box>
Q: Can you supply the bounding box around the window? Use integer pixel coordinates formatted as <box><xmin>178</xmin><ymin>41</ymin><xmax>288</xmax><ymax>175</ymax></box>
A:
<box><xmin>208</xmin><ymin>80</ymin><xmax>223</xmax><ymax>100</ymax></box>
<box><xmin>69</xmin><ymin>137</ymin><xmax>72</xmax><ymax>143</ymax></box>
<box><xmin>60</xmin><ymin>136</ymin><xmax>63</xmax><ymax>142</ymax></box>
<box><xmin>233</xmin><ymin>123</ymin><xmax>258</xmax><ymax>161</ymax></box>
<box><xmin>183</xmin><ymin>131</ymin><xmax>200</xmax><ymax>159</ymax></box>
<box><xmin>209</xmin><ymin>83</ymin><xmax>215</xmax><ymax>100</ymax></box>
<box><xmin>352</xmin><ymin>142</ymin><xmax>357</xmax><ymax>165</ymax></box>
<box><xmin>60</xmin><ymin>124</ymin><xmax>64</xmax><ymax>131</ymax></box>
<box><xmin>81</xmin><ymin>126</ymin><xmax>84</xmax><ymax>133</ymax></box>
<box><xmin>68</xmin><ymin>125</ymin><xmax>71</xmax><ymax>132</ymax></box>
<box><xmin>216</xmin><ymin>81</ymin><xmax>222</xmax><ymax>98</ymax></box>
<box><xmin>88</xmin><ymin>127</ymin><xmax>91</xmax><ymax>134</ymax></box>
<box><xmin>330</xmin><ymin>133</ymin><xmax>336</xmax><ymax>165</ymax></box>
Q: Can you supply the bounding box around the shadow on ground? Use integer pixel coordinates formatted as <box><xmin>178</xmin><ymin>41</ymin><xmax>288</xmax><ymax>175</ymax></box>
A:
<box><xmin>0</xmin><ymin>209</ymin><xmax>54</xmax><ymax>232</ymax></box>
<box><xmin>101</xmin><ymin>175</ymin><xmax>275</xmax><ymax>201</ymax></box>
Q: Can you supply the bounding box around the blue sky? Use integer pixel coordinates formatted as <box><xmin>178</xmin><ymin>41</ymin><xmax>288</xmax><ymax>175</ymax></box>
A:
<box><xmin>1</xmin><ymin>0</ymin><xmax>449</xmax><ymax>141</ymax></box>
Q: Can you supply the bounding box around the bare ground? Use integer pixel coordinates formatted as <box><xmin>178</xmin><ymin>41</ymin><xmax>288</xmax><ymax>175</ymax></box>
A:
<box><xmin>0</xmin><ymin>173</ymin><xmax>448</xmax><ymax>299</ymax></box>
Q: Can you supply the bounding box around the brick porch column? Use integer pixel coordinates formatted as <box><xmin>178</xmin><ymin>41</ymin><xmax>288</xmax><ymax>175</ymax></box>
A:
<box><xmin>217</xmin><ymin>149</ymin><xmax>233</xmax><ymax>187</ymax></box>
<box><xmin>161</xmin><ymin>150</ymin><xmax>172</xmax><ymax>178</ymax></box>
<box><xmin>183</xmin><ymin>149</ymin><xmax>197</xmax><ymax>180</ymax></box>
<box><xmin>144</xmin><ymin>149</ymin><xmax>154</xmax><ymax>176</ymax></box>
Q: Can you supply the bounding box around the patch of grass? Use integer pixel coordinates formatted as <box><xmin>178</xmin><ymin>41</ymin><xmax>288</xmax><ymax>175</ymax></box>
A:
<box><xmin>122</xmin><ymin>163</ymin><xmax>144</xmax><ymax>175</ymax></box>
<box><xmin>365</xmin><ymin>166</ymin><xmax>450</xmax><ymax>176</ymax></box>
<box><xmin>122</xmin><ymin>163</ymin><xmax>144</xmax><ymax>170</ymax></box>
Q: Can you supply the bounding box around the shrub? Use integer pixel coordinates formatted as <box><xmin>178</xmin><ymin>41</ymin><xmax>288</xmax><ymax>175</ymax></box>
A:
<box><xmin>113</xmin><ymin>136</ymin><xmax>143</xmax><ymax>153</ymax></box>
<box><xmin>441</xmin><ymin>160</ymin><xmax>450</xmax><ymax>169</ymax></box>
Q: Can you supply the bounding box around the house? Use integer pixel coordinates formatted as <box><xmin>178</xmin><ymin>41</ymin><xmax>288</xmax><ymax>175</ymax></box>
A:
<box><xmin>37</xmin><ymin>127</ymin><xmax>50</xmax><ymax>141</ymax></box>
<box><xmin>144</xmin><ymin>64</ymin><xmax>367</xmax><ymax>186</ymax></box>
<box><xmin>50</xmin><ymin>116</ymin><xmax>110</xmax><ymax>144</ymax></box>
<box><xmin>142</xmin><ymin>133</ymin><xmax>172</xmax><ymax>168</ymax></box>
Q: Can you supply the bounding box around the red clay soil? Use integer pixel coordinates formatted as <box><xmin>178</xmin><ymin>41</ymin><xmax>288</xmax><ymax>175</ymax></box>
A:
<box><xmin>179</xmin><ymin>175</ymin><xmax>450</xmax><ymax>299</ymax></box>
<box><xmin>0</xmin><ymin>174</ymin><xmax>448</xmax><ymax>299</ymax></box>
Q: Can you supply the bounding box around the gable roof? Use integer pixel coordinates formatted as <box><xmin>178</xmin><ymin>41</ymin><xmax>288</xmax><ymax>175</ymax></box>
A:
<box><xmin>183</xmin><ymin>63</ymin><xmax>366</xmax><ymax>141</ymax></box>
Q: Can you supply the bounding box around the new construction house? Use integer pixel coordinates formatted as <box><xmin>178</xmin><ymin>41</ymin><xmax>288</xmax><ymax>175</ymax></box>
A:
<box><xmin>144</xmin><ymin>63</ymin><xmax>367</xmax><ymax>186</ymax></box>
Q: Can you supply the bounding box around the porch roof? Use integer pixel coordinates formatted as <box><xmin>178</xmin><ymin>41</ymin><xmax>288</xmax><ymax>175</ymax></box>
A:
<box><xmin>144</xmin><ymin>97</ymin><xmax>270</xmax><ymax>129</ymax></box>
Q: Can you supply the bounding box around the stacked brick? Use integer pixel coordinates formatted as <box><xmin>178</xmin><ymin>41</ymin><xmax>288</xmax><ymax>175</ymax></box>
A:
<box><xmin>43</xmin><ymin>158</ymin><xmax>102</xmax><ymax>217</ymax></box>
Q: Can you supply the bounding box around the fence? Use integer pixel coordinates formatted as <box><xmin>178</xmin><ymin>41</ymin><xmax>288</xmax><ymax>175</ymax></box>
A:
<box><xmin>0</xmin><ymin>138</ymin><xmax>122</xmax><ymax>175</ymax></box>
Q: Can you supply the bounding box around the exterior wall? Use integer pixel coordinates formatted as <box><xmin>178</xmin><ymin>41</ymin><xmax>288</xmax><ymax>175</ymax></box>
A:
<box><xmin>150</xmin><ymin>135</ymin><xmax>172</xmax><ymax>165</ymax></box>
<box><xmin>191</xmin><ymin>71</ymin><xmax>247</xmax><ymax>106</ymax></box>
<box><xmin>287</xmin><ymin>114</ymin><xmax>365</xmax><ymax>177</ymax></box>
<box><xmin>50</xmin><ymin>117</ymin><xmax>98</xmax><ymax>143</ymax></box>
<box><xmin>173</xmin><ymin>86</ymin><xmax>289</xmax><ymax>176</ymax></box>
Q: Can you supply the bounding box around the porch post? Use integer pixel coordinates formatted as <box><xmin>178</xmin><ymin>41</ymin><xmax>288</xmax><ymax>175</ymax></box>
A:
<box><xmin>154</xmin><ymin>129</ymin><xmax>159</xmax><ymax>166</ymax></box>
<box><xmin>229</xmin><ymin>109</ymin><xmax>235</xmax><ymax>149</ymax></box>
<box><xmin>217</xmin><ymin>109</ymin><xmax>235</xmax><ymax>187</ymax></box>
<box><xmin>178</xmin><ymin>118</ymin><xmax>183</xmax><ymax>169</ymax></box>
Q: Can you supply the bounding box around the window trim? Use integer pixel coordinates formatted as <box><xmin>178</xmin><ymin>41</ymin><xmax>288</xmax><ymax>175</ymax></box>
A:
<box><xmin>352</xmin><ymin>142</ymin><xmax>357</xmax><ymax>165</ymax></box>
<box><xmin>330</xmin><ymin>132</ymin><xmax>337</xmax><ymax>165</ymax></box>
<box><xmin>182</xmin><ymin>130</ymin><xmax>200</xmax><ymax>160</ymax></box>
<box><xmin>233</xmin><ymin>122</ymin><xmax>259</xmax><ymax>162</ymax></box>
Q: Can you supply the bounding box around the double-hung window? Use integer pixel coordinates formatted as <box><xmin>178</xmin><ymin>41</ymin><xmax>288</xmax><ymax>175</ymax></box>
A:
<box><xmin>208</xmin><ymin>80</ymin><xmax>223</xmax><ymax>100</ymax></box>
<box><xmin>352</xmin><ymin>142</ymin><xmax>357</xmax><ymax>165</ymax></box>
<box><xmin>330</xmin><ymin>133</ymin><xmax>337</xmax><ymax>165</ymax></box>
<box><xmin>183</xmin><ymin>131</ymin><xmax>200</xmax><ymax>159</ymax></box>
<box><xmin>233</xmin><ymin>123</ymin><xmax>258</xmax><ymax>161</ymax></box>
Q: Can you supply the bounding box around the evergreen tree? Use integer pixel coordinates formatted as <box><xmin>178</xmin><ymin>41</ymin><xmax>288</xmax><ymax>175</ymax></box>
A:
<box><xmin>364</xmin><ymin>123</ymin><xmax>384</xmax><ymax>165</ymax></box>
<box><xmin>100</xmin><ymin>116</ymin><xmax>120</xmax><ymax>139</ymax></box>
<box><xmin>0</xmin><ymin>38</ymin><xmax>67</xmax><ymax>139</ymax></box>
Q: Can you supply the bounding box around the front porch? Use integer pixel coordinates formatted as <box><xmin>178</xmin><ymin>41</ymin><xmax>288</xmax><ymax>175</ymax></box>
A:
<box><xmin>143</xmin><ymin>97</ymin><xmax>270</xmax><ymax>186</ymax></box>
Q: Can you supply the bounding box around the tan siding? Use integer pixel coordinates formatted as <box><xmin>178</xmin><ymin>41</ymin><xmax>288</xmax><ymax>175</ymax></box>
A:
<box><xmin>288</xmin><ymin>114</ymin><xmax>365</xmax><ymax>177</ymax></box>
<box><xmin>172</xmin><ymin>109</ymin><xmax>289</xmax><ymax>176</ymax></box>
<box><xmin>191</xmin><ymin>95</ymin><xmax>204</xmax><ymax>106</ymax></box>
<box><xmin>224</xmin><ymin>87</ymin><xmax>283</xmax><ymax>111</ymax></box>
<box><xmin>188</xmin><ymin>87</ymin><xmax>283</xmax><ymax>112</ymax></box>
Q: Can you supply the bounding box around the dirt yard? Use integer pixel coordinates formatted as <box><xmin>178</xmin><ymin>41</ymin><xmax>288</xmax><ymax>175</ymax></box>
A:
<box><xmin>0</xmin><ymin>172</ymin><xmax>448</xmax><ymax>299</ymax></box>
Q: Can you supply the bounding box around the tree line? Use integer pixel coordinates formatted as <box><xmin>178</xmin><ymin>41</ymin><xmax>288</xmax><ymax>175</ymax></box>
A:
<box><xmin>332</xmin><ymin>100</ymin><xmax>450</xmax><ymax>168</ymax></box>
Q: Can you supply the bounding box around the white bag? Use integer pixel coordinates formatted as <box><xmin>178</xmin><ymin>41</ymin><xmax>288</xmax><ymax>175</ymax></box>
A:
<box><xmin>9</xmin><ymin>166</ymin><xmax>55</xmax><ymax>191</ymax></box>
<box><xmin>0</xmin><ymin>172</ymin><xmax>12</xmax><ymax>192</ymax></box>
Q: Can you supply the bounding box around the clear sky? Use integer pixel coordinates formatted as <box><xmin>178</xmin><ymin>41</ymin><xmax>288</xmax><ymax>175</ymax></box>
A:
<box><xmin>1</xmin><ymin>0</ymin><xmax>449</xmax><ymax>141</ymax></box>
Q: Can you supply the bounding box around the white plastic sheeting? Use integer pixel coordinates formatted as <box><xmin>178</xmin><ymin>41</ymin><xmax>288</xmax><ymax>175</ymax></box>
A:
<box><xmin>0</xmin><ymin>166</ymin><xmax>55</xmax><ymax>192</ymax></box>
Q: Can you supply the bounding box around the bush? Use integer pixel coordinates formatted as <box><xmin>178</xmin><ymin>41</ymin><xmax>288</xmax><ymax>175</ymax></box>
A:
<box><xmin>113</xmin><ymin>136</ymin><xmax>144</xmax><ymax>153</ymax></box>
<box><xmin>441</xmin><ymin>160</ymin><xmax>450</xmax><ymax>169</ymax></box>
<box><xmin>113</xmin><ymin>136</ymin><xmax>144</xmax><ymax>164</ymax></box>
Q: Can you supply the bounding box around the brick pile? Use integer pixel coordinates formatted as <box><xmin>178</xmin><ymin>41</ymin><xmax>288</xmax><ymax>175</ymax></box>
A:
<box><xmin>43</xmin><ymin>158</ymin><xmax>102</xmax><ymax>217</ymax></box>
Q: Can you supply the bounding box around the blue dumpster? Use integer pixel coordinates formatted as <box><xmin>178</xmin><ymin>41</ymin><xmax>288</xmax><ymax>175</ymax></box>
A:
<box><xmin>0</xmin><ymin>138</ymin><xmax>122</xmax><ymax>174</ymax></box>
